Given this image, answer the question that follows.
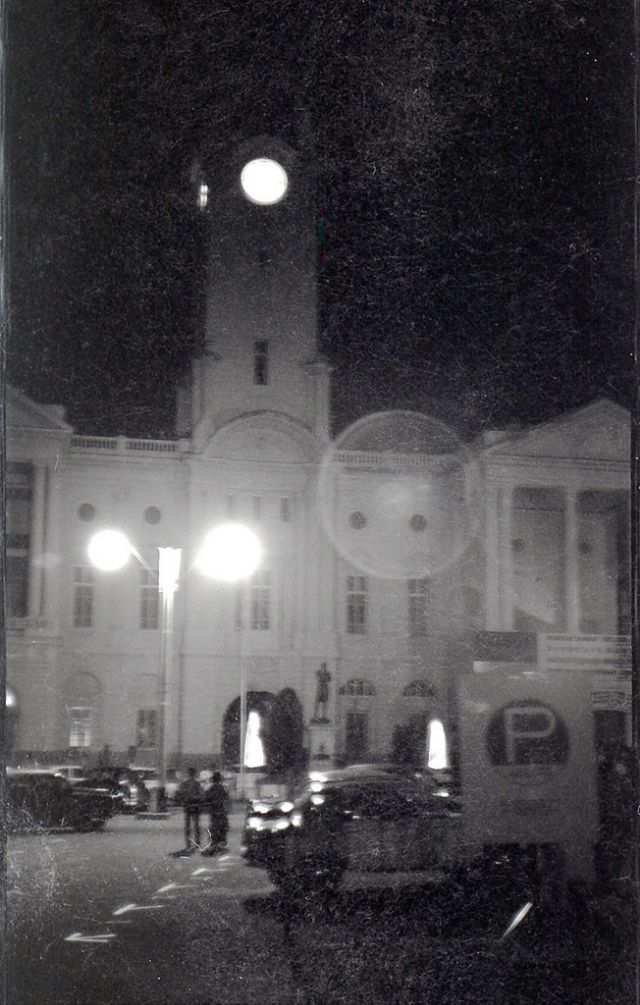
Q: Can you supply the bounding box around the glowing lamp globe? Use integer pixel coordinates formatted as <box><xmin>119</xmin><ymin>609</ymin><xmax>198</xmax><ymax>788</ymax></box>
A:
<box><xmin>196</xmin><ymin>523</ymin><xmax>262</xmax><ymax>582</ymax></box>
<box><xmin>240</xmin><ymin>158</ymin><xmax>288</xmax><ymax>205</ymax></box>
<box><xmin>87</xmin><ymin>529</ymin><xmax>132</xmax><ymax>572</ymax></box>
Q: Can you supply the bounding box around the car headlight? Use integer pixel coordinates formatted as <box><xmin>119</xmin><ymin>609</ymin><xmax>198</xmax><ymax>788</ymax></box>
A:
<box><xmin>246</xmin><ymin>815</ymin><xmax>292</xmax><ymax>832</ymax></box>
<box><xmin>251</xmin><ymin>801</ymin><xmax>273</xmax><ymax>814</ymax></box>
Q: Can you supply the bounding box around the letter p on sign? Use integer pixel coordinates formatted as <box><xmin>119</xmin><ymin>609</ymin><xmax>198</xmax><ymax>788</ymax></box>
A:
<box><xmin>503</xmin><ymin>705</ymin><xmax>557</xmax><ymax>764</ymax></box>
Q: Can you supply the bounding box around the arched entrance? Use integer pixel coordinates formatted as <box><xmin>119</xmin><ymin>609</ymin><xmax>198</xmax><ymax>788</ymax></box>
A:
<box><xmin>221</xmin><ymin>690</ymin><xmax>275</xmax><ymax>766</ymax></box>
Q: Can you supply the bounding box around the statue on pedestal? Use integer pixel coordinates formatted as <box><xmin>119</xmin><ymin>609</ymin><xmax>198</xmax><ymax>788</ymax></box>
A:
<box><xmin>312</xmin><ymin>663</ymin><xmax>331</xmax><ymax>722</ymax></box>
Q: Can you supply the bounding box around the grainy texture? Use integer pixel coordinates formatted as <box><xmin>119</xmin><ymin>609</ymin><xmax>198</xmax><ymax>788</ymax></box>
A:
<box><xmin>6</xmin><ymin>1</ymin><xmax>634</xmax><ymax>437</ymax></box>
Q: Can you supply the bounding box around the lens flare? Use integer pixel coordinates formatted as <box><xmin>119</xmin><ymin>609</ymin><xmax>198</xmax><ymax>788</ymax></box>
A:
<box><xmin>317</xmin><ymin>411</ymin><xmax>478</xmax><ymax>579</ymax></box>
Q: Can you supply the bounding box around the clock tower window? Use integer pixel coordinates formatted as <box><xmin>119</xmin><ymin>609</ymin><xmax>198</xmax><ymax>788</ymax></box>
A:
<box><xmin>254</xmin><ymin>340</ymin><xmax>269</xmax><ymax>386</ymax></box>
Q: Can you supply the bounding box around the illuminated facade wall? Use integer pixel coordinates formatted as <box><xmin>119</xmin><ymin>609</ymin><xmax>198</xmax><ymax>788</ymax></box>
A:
<box><xmin>6</xmin><ymin>390</ymin><xmax>631</xmax><ymax>764</ymax></box>
<box><xmin>5</xmin><ymin>138</ymin><xmax>631</xmax><ymax>765</ymax></box>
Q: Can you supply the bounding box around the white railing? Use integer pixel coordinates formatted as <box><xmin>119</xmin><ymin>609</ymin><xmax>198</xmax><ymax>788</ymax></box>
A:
<box><xmin>333</xmin><ymin>450</ymin><xmax>464</xmax><ymax>471</ymax></box>
<box><xmin>71</xmin><ymin>436</ymin><xmax>119</xmax><ymax>450</ymax></box>
<box><xmin>7</xmin><ymin>617</ymin><xmax>56</xmax><ymax>633</ymax></box>
<box><xmin>71</xmin><ymin>435</ymin><xmax>179</xmax><ymax>455</ymax></box>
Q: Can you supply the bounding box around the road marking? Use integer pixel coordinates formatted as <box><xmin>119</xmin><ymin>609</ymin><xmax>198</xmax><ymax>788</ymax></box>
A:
<box><xmin>499</xmin><ymin>901</ymin><xmax>533</xmax><ymax>942</ymax></box>
<box><xmin>65</xmin><ymin>932</ymin><xmax>117</xmax><ymax>944</ymax></box>
<box><xmin>156</xmin><ymin>882</ymin><xmax>190</xmax><ymax>893</ymax></box>
<box><xmin>112</xmin><ymin>903</ymin><xmax>166</xmax><ymax>916</ymax></box>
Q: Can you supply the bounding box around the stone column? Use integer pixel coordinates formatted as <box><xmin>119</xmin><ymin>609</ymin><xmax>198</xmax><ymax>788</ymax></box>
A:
<box><xmin>28</xmin><ymin>464</ymin><xmax>46</xmax><ymax>619</ymax></box>
<box><xmin>484</xmin><ymin>480</ymin><xmax>501</xmax><ymax>629</ymax></box>
<box><xmin>564</xmin><ymin>491</ymin><xmax>581</xmax><ymax>633</ymax></box>
<box><xmin>499</xmin><ymin>484</ymin><xmax>515</xmax><ymax>630</ymax></box>
<box><xmin>43</xmin><ymin>465</ymin><xmax>65</xmax><ymax>629</ymax></box>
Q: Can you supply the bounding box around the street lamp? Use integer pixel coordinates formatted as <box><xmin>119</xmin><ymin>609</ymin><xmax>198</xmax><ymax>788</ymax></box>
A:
<box><xmin>88</xmin><ymin>522</ymin><xmax>262</xmax><ymax>810</ymax></box>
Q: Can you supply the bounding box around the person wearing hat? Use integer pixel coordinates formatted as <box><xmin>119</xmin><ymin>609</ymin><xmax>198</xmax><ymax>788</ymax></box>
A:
<box><xmin>202</xmin><ymin>770</ymin><xmax>230</xmax><ymax>856</ymax></box>
<box><xmin>176</xmin><ymin>766</ymin><xmax>203</xmax><ymax>852</ymax></box>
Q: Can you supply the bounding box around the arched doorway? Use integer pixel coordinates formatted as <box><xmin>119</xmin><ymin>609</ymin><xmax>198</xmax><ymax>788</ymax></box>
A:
<box><xmin>221</xmin><ymin>690</ymin><xmax>274</xmax><ymax>767</ymax></box>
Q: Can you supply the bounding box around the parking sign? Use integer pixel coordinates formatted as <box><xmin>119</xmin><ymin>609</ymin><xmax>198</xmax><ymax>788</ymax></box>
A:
<box><xmin>459</xmin><ymin>665</ymin><xmax>597</xmax><ymax>882</ymax></box>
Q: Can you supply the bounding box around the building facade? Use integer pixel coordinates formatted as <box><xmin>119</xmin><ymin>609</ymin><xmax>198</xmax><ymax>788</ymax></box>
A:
<box><xmin>6</xmin><ymin>137</ymin><xmax>632</xmax><ymax>769</ymax></box>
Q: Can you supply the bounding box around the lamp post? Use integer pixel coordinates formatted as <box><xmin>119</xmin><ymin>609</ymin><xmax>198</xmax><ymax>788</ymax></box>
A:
<box><xmin>194</xmin><ymin>523</ymin><xmax>262</xmax><ymax>800</ymax></box>
<box><xmin>88</xmin><ymin>522</ymin><xmax>262</xmax><ymax>810</ymax></box>
<box><xmin>156</xmin><ymin>548</ymin><xmax>181</xmax><ymax>808</ymax></box>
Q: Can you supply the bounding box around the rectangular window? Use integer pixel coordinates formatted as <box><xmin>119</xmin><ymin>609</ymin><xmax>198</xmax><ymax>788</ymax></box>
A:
<box><xmin>280</xmin><ymin>497</ymin><xmax>291</xmax><ymax>522</ymax></box>
<box><xmin>7</xmin><ymin>554</ymin><xmax>29</xmax><ymax>618</ymax></box>
<box><xmin>73</xmin><ymin>566</ymin><xmax>94</xmax><ymax>628</ymax></box>
<box><xmin>139</xmin><ymin>566</ymin><xmax>159</xmax><ymax>629</ymax></box>
<box><xmin>347</xmin><ymin>576</ymin><xmax>368</xmax><ymax>634</ymax></box>
<box><xmin>136</xmin><ymin>709</ymin><xmax>157</xmax><ymax>748</ymax></box>
<box><xmin>69</xmin><ymin>707</ymin><xmax>92</xmax><ymax>748</ymax></box>
<box><xmin>408</xmin><ymin>578</ymin><xmax>429</xmax><ymax>637</ymax></box>
<box><xmin>254</xmin><ymin>339</ymin><xmax>269</xmax><ymax>385</ymax></box>
<box><xmin>7</xmin><ymin>463</ymin><xmax>32</xmax><ymax>618</ymax></box>
<box><xmin>250</xmin><ymin>569</ymin><xmax>271</xmax><ymax>630</ymax></box>
<box><xmin>252</xmin><ymin>496</ymin><xmax>262</xmax><ymax>521</ymax></box>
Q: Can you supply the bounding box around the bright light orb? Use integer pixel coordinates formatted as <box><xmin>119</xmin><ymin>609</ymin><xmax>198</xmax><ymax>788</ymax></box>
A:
<box><xmin>196</xmin><ymin>522</ymin><xmax>262</xmax><ymax>582</ymax></box>
<box><xmin>87</xmin><ymin>529</ymin><xmax>132</xmax><ymax>571</ymax></box>
<box><xmin>240</xmin><ymin>158</ymin><xmax>288</xmax><ymax>205</ymax></box>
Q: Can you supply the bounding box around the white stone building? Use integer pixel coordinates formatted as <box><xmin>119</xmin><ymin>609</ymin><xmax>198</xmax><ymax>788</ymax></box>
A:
<box><xmin>6</xmin><ymin>137</ymin><xmax>631</xmax><ymax>769</ymax></box>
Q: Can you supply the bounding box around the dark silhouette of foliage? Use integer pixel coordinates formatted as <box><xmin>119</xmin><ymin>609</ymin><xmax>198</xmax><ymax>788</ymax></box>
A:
<box><xmin>263</xmin><ymin>688</ymin><xmax>306</xmax><ymax>778</ymax></box>
<box><xmin>391</xmin><ymin>712</ymin><xmax>429</xmax><ymax>768</ymax></box>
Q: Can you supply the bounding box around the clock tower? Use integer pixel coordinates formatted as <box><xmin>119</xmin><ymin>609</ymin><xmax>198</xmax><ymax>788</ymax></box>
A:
<box><xmin>177</xmin><ymin>136</ymin><xmax>330</xmax><ymax>444</ymax></box>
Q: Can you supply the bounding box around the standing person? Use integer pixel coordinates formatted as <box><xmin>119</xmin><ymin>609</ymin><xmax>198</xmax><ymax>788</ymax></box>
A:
<box><xmin>202</xmin><ymin>771</ymin><xmax>230</xmax><ymax>856</ymax></box>
<box><xmin>176</xmin><ymin>767</ymin><xmax>203</xmax><ymax>852</ymax></box>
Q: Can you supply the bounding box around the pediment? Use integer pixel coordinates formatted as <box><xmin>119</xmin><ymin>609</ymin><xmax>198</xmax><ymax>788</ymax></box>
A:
<box><xmin>483</xmin><ymin>400</ymin><xmax>630</xmax><ymax>462</ymax></box>
<box><xmin>6</xmin><ymin>385</ymin><xmax>72</xmax><ymax>433</ymax></box>
<box><xmin>194</xmin><ymin>411</ymin><xmax>320</xmax><ymax>463</ymax></box>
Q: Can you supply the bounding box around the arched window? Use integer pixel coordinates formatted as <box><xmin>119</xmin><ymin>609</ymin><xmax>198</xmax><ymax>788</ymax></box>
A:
<box><xmin>339</xmin><ymin>678</ymin><xmax>376</xmax><ymax>696</ymax></box>
<box><xmin>402</xmin><ymin>678</ymin><xmax>435</xmax><ymax>698</ymax></box>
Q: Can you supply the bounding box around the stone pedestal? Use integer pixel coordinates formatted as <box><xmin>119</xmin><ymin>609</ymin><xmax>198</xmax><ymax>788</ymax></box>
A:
<box><xmin>308</xmin><ymin>719</ymin><xmax>335</xmax><ymax>768</ymax></box>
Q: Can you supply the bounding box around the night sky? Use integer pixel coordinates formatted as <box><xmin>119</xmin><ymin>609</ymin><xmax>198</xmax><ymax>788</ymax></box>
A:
<box><xmin>6</xmin><ymin>1</ymin><xmax>635</xmax><ymax>439</ymax></box>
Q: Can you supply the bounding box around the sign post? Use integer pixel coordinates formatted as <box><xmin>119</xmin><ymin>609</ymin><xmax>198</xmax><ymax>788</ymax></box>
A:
<box><xmin>459</xmin><ymin>664</ymin><xmax>597</xmax><ymax>884</ymax></box>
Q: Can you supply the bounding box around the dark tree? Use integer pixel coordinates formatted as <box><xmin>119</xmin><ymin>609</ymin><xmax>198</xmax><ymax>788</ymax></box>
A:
<box><xmin>264</xmin><ymin>688</ymin><xmax>306</xmax><ymax>779</ymax></box>
<box><xmin>391</xmin><ymin>712</ymin><xmax>429</xmax><ymax>768</ymax></box>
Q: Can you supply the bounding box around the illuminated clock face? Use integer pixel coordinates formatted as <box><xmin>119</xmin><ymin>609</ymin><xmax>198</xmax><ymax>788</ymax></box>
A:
<box><xmin>240</xmin><ymin>158</ymin><xmax>288</xmax><ymax>205</ymax></box>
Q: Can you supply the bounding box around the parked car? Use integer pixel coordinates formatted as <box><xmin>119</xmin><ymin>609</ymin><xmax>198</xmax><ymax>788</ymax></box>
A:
<box><xmin>46</xmin><ymin>764</ymin><xmax>88</xmax><ymax>784</ymax></box>
<box><xmin>241</xmin><ymin>763</ymin><xmax>463</xmax><ymax>897</ymax></box>
<box><xmin>6</xmin><ymin>770</ymin><xmax>115</xmax><ymax>832</ymax></box>
<box><xmin>77</xmin><ymin>768</ymin><xmax>153</xmax><ymax>813</ymax></box>
<box><xmin>128</xmin><ymin>766</ymin><xmax>181</xmax><ymax>804</ymax></box>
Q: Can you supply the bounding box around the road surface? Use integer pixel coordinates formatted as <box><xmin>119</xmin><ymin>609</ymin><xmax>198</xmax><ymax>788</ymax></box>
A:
<box><xmin>5</xmin><ymin>809</ymin><xmax>634</xmax><ymax>1004</ymax></box>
